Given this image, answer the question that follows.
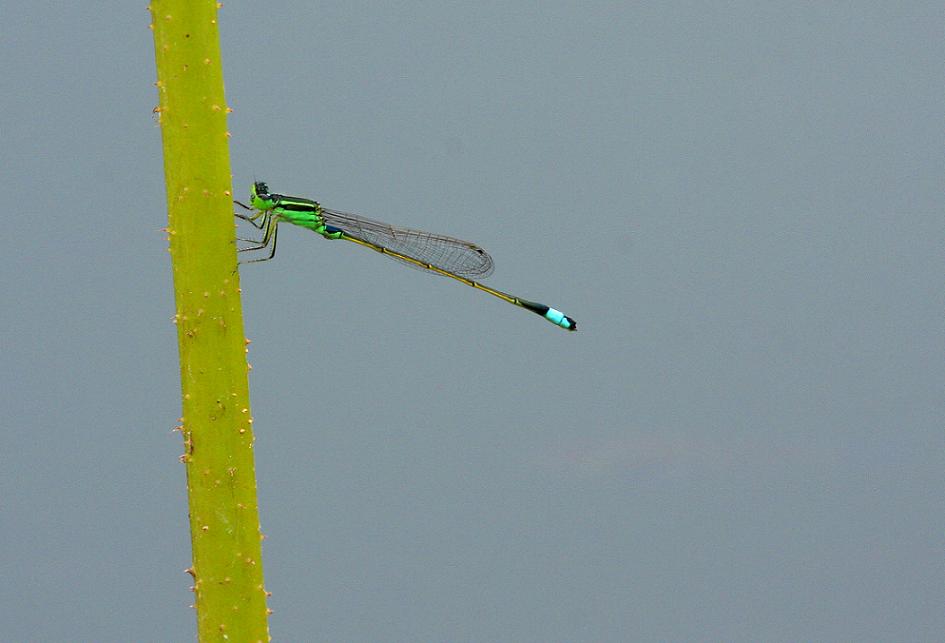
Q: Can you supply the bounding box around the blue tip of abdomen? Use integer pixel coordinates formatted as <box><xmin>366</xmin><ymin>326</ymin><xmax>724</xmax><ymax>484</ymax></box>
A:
<box><xmin>545</xmin><ymin>307</ymin><xmax>577</xmax><ymax>331</ymax></box>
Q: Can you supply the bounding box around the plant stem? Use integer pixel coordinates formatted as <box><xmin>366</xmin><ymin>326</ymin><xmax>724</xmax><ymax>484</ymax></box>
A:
<box><xmin>150</xmin><ymin>2</ymin><xmax>269</xmax><ymax>639</ymax></box>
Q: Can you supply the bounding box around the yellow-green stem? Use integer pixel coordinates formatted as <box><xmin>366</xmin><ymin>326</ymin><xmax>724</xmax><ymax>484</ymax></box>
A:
<box><xmin>149</xmin><ymin>2</ymin><xmax>269</xmax><ymax>640</ymax></box>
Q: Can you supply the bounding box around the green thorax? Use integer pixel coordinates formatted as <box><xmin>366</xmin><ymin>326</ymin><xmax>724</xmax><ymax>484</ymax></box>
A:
<box><xmin>269</xmin><ymin>195</ymin><xmax>324</xmax><ymax>232</ymax></box>
<box><xmin>249</xmin><ymin>181</ymin><xmax>339</xmax><ymax>239</ymax></box>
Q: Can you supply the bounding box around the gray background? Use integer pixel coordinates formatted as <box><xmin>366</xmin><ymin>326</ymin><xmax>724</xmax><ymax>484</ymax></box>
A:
<box><xmin>1</xmin><ymin>2</ymin><xmax>941</xmax><ymax>641</ymax></box>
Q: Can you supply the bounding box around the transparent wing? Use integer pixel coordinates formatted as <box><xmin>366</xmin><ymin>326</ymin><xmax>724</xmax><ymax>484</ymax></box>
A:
<box><xmin>319</xmin><ymin>207</ymin><xmax>495</xmax><ymax>278</ymax></box>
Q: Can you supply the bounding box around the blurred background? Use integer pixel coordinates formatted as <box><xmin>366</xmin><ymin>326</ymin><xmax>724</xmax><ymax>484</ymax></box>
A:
<box><xmin>0</xmin><ymin>2</ymin><xmax>941</xmax><ymax>640</ymax></box>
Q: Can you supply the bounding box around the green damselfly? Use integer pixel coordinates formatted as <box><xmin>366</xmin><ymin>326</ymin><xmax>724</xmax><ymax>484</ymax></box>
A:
<box><xmin>235</xmin><ymin>182</ymin><xmax>576</xmax><ymax>331</ymax></box>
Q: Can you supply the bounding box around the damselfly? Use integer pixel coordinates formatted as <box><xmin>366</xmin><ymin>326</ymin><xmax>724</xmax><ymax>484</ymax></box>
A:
<box><xmin>235</xmin><ymin>182</ymin><xmax>576</xmax><ymax>331</ymax></box>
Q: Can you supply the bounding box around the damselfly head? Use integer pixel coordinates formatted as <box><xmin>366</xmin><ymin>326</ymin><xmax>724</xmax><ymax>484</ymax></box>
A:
<box><xmin>250</xmin><ymin>181</ymin><xmax>274</xmax><ymax>210</ymax></box>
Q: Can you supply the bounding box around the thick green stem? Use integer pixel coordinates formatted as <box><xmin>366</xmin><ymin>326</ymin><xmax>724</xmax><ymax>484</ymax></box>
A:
<box><xmin>150</xmin><ymin>2</ymin><xmax>269</xmax><ymax>640</ymax></box>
